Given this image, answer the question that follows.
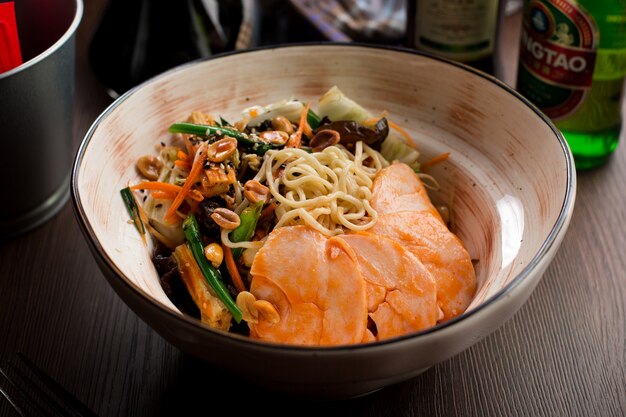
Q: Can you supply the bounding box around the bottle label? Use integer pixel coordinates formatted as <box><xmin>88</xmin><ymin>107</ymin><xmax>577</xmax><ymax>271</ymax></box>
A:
<box><xmin>415</xmin><ymin>0</ymin><xmax>499</xmax><ymax>62</ymax></box>
<box><xmin>518</xmin><ymin>0</ymin><xmax>598</xmax><ymax>119</ymax></box>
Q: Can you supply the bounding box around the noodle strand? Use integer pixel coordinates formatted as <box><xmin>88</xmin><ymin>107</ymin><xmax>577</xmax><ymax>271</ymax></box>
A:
<box><xmin>255</xmin><ymin>143</ymin><xmax>388</xmax><ymax>237</ymax></box>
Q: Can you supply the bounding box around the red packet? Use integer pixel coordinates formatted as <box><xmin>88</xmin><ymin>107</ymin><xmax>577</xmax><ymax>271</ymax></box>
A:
<box><xmin>0</xmin><ymin>2</ymin><xmax>23</xmax><ymax>73</ymax></box>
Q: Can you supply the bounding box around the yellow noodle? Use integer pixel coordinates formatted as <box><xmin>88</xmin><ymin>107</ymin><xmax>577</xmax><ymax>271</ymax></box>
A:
<box><xmin>252</xmin><ymin>142</ymin><xmax>388</xmax><ymax>237</ymax></box>
<box><xmin>417</xmin><ymin>172</ymin><xmax>441</xmax><ymax>191</ymax></box>
<box><xmin>220</xmin><ymin>228</ymin><xmax>265</xmax><ymax>249</ymax></box>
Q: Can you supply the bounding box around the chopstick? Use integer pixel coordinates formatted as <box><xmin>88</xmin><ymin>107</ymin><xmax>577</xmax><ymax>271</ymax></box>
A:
<box><xmin>0</xmin><ymin>2</ymin><xmax>23</xmax><ymax>73</ymax></box>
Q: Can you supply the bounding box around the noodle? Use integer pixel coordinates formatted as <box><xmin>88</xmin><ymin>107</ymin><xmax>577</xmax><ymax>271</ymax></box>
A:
<box><xmin>417</xmin><ymin>172</ymin><xmax>441</xmax><ymax>191</ymax></box>
<box><xmin>249</xmin><ymin>142</ymin><xmax>389</xmax><ymax>237</ymax></box>
<box><xmin>221</xmin><ymin>228</ymin><xmax>264</xmax><ymax>249</ymax></box>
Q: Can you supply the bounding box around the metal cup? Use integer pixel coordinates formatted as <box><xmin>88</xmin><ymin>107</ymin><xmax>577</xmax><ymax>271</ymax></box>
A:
<box><xmin>0</xmin><ymin>0</ymin><xmax>83</xmax><ymax>239</ymax></box>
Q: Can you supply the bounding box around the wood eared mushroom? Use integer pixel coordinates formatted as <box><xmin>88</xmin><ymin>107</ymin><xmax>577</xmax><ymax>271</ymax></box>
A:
<box><xmin>314</xmin><ymin>117</ymin><xmax>389</xmax><ymax>151</ymax></box>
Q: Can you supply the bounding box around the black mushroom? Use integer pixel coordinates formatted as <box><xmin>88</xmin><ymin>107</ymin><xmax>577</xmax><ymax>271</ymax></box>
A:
<box><xmin>152</xmin><ymin>246</ymin><xmax>200</xmax><ymax>317</ymax></box>
<box><xmin>314</xmin><ymin>117</ymin><xmax>389</xmax><ymax>151</ymax></box>
<box><xmin>196</xmin><ymin>197</ymin><xmax>223</xmax><ymax>238</ymax></box>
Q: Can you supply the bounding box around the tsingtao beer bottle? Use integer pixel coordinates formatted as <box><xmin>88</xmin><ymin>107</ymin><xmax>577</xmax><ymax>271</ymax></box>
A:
<box><xmin>516</xmin><ymin>0</ymin><xmax>626</xmax><ymax>169</ymax></box>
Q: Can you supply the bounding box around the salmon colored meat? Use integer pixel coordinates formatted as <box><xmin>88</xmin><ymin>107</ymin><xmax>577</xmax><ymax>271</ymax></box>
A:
<box><xmin>248</xmin><ymin>163</ymin><xmax>476</xmax><ymax>345</ymax></box>
<box><xmin>370</xmin><ymin>163</ymin><xmax>476</xmax><ymax>321</ymax></box>
<box><xmin>338</xmin><ymin>233</ymin><xmax>438</xmax><ymax>342</ymax></box>
<box><xmin>249</xmin><ymin>226</ymin><xmax>368</xmax><ymax>345</ymax></box>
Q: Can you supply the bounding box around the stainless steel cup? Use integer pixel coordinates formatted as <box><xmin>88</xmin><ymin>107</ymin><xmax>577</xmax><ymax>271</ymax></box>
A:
<box><xmin>0</xmin><ymin>0</ymin><xmax>83</xmax><ymax>239</ymax></box>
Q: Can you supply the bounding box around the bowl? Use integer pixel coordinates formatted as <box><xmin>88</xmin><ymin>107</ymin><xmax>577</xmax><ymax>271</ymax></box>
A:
<box><xmin>71</xmin><ymin>44</ymin><xmax>576</xmax><ymax>398</ymax></box>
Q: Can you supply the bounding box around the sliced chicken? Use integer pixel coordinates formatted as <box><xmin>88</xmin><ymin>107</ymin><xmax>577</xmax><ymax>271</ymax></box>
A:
<box><xmin>339</xmin><ymin>233</ymin><xmax>438</xmax><ymax>341</ymax></box>
<box><xmin>371</xmin><ymin>162</ymin><xmax>443</xmax><ymax>221</ymax></box>
<box><xmin>370</xmin><ymin>163</ymin><xmax>476</xmax><ymax>321</ymax></box>
<box><xmin>249</xmin><ymin>225</ymin><xmax>367</xmax><ymax>345</ymax></box>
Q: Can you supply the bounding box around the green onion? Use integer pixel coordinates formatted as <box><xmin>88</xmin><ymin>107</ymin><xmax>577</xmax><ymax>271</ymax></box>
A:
<box><xmin>219</xmin><ymin>116</ymin><xmax>230</xmax><ymax>127</ymax></box>
<box><xmin>183</xmin><ymin>214</ymin><xmax>243</xmax><ymax>323</ymax></box>
<box><xmin>307</xmin><ymin>108</ymin><xmax>321</xmax><ymax>129</ymax></box>
<box><xmin>120</xmin><ymin>187</ymin><xmax>145</xmax><ymax>236</ymax></box>
<box><xmin>169</xmin><ymin>122</ymin><xmax>217</xmax><ymax>137</ymax></box>
<box><xmin>230</xmin><ymin>202</ymin><xmax>263</xmax><ymax>260</ymax></box>
<box><xmin>168</xmin><ymin>122</ymin><xmax>279</xmax><ymax>155</ymax></box>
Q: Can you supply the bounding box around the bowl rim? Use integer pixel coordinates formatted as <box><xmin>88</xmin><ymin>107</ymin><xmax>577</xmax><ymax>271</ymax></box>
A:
<box><xmin>71</xmin><ymin>42</ymin><xmax>576</xmax><ymax>351</ymax></box>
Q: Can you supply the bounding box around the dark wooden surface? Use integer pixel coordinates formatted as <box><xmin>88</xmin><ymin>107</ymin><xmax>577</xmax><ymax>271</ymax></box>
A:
<box><xmin>1</xmin><ymin>3</ymin><xmax>625</xmax><ymax>416</ymax></box>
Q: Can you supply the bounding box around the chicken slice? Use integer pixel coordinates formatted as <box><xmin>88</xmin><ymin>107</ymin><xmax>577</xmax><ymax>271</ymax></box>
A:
<box><xmin>249</xmin><ymin>225</ymin><xmax>367</xmax><ymax>345</ymax></box>
<box><xmin>371</xmin><ymin>211</ymin><xmax>476</xmax><ymax>321</ymax></box>
<box><xmin>339</xmin><ymin>233</ymin><xmax>438</xmax><ymax>341</ymax></box>
<box><xmin>370</xmin><ymin>163</ymin><xmax>476</xmax><ymax>321</ymax></box>
<box><xmin>371</xmin><ymin>162</ymin><xmax>443</xmax><ymax>221</ymax></box>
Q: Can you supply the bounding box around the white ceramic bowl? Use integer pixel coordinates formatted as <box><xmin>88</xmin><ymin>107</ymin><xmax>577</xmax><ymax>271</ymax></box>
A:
<box><xmin>72</xmin><ymin>44</ymin><xmax>576</xmax><ymax>398</ymax></box>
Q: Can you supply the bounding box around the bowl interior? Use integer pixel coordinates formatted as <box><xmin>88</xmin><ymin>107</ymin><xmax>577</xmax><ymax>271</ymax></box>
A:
<box><xmin>74</xmin><ymin>44</ymin><xmax>571</xmax><ymax>338</ymax></box>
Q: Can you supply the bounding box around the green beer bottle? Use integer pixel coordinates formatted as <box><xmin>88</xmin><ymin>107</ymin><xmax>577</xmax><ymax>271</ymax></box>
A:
<box><xmin>406</xmin><ymin>0</ymin><xmax>501</xmax><ymax>74</ymax></box>
<box><xmin>517</xmin><ymin>0</ymin><xmax>626</xmax><ymax>169</ymax></box>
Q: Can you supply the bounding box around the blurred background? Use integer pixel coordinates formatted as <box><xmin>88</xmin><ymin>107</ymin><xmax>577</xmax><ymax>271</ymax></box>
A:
<box><xmin>88</xmin><ymin>0</ymin><xmax>523</xmax><ymax>97</ymax></box>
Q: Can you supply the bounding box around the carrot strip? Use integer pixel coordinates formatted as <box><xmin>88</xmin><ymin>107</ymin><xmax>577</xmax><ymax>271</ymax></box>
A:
<box><xmin>286</xmin><ymin>103</ymin><xmax>311</xmax><ymax>148</ymax></box>
<box><xmin>131</xmin><ymin>182</ymin><xmax>184</xmax><ymax>193</ymax></box>
<box><xmin>223</xmin><ymin>243</ymin><xmax>246</xmax><ymax>293</ymax></box>
<box><xmin>131</xmin><ymin>181</ymin><xmax>204</xmax><ymax>201</ymax></box>
<box><xmin>420</xmin><ymin>152</ymin><xmax>450</xmax><ymax>171</ymax></box>
<box><xmin>165</xmin><ymin>143</ymin><xmax>208</xmax><ymax>223</ymax></box>
<box><xmin>187</xmin><ymin>198</ymin><xmax>201</xmax><ymax>214</ymax></box>
<box><xmin>362</xmin><ymin>114</ymin><xmax>417</xmax><ymax>150</ymax></box>
<box><xmin>361</xmin><ymin>110</ymin><xmax>389</xmax><ymax>126</ymax></box>
<box><xmin>152</xmin><ymin>191</ymin><xmax>177</xmax><ymax>200</ymax></box>
<box><xmin>387</xmin><ymin>119</ymin><xmax>416</xmax><ymax>149</ymax></box>
<box><xmin>302</xmin><ymin>109</ymin><xmax>313</xmax><ymax>138</ymax></box>
<box><xmin>361</xmin><ymin>117</ymin><xmax>380</xmax><ymax>126</ymax></box>
<box><xmin>177</xmin><ymin>150</ymin><xmax>189</xmax><ymax>161</ymax></box>
<box><xmin>188</xmin><ymin>191</ymin><xmax>205</xmax><ymax>202</ymax></box>
<box><xmin>183</xmin><ymin>135</ymin><xmax>196</xmax><ymax>157</ymax></box>
<box><xmin>175</xmin><ymin>160</ymin><xmax>191</xmax><ymax>169</ymax></box>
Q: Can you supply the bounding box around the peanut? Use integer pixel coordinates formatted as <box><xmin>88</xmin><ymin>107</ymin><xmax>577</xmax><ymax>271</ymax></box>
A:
<box><xmin>235</xmin><ymin>292</ymin><xmax>280</xmax><ymax>324</ymax></box>
<box><xmin>259</xmin><ymin>130</ymin><xmax>289</xmax><ymax>145</ymax></box>
<box><xmin>236</xmin><ymin>291</ymin><xmax>259</xmax><ymax>324</ymax></box>
<box><xmin>271</xmin><ymin>116</ymin><xmax>294</xmax><ymax>134</ymax></box>
<box><xmin>243</xmin><ymin>180</ymin><xmax>270</xmax><ymax>204</ymax></box>
<box><xmin>254</xmin><ymin>300</ymin><xmax>280</xmax><ymax>324</ymax></box>
<box><xmin>207</xmin><ymin>136</ymin><xmax>238</xmax><ymax>162</ymax></box>
<box><xmin>204</xmin><ymin>243</ymin><xmax>224</xmax><ymax>268</ymax></box>
<box><xmin>210</xmin><ymin>208</ymin><xmax>240</xmax><ymax>230</ymax></box>
<box><xmin>136</xmin><ymin>155</ymin><xmax>163</xmax><ymax>180</ymax></box>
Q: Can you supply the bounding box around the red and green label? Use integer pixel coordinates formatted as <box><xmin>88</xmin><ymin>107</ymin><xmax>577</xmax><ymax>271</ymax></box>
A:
<box><xmin>517</xmin><ymin>0</ymin><xmax>599</xmax><ymax>119</ymax></box>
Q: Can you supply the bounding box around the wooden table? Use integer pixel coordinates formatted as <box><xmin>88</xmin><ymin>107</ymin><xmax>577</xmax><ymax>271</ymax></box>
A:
<box><xmin>1</xmin><ymin>3</ymin><xmax>624</xmax><ymax>416</ymax></box>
